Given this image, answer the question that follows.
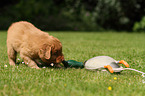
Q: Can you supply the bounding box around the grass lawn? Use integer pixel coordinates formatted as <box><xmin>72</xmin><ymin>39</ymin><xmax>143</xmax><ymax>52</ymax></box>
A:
<box><xmin>0</xmin><ymin>31</ymin><xmax>145</xmax><ymax>96</ymax></box>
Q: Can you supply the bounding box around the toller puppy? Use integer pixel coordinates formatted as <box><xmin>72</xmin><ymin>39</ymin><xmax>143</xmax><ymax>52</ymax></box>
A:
<box><xmin>7</xmin><ymin>21</ymin><xmax>64</xmax><ymax>69</ymax></box>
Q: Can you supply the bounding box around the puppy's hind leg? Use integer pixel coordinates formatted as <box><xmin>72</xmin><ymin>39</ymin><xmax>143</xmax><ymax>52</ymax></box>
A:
<box><xmin>7</xmin><ymin>46</ymin><xmax>17</xmax><ymax>66</ymax></box>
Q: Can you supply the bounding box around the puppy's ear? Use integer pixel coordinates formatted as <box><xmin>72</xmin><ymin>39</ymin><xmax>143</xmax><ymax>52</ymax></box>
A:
<box><xmin>39</xmin><ymin>44</ymin><xmax>52</xmax><ymax>60</ymax></box>
<box><xmin>45</xmin><ymin>46</ymin><xmax>51</xmax><ymax>59</ymax></box>
<box><xmin>39</xmin><ymin>49</ymin><xmax>44</xmax><ymax>58</ymax></box>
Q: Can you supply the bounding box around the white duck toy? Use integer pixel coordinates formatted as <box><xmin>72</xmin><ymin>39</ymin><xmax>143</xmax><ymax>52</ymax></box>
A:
<box><xmin>84</xmin><ymin>56</ymin><xmax>129</xmax><ymax>73</ymax></box>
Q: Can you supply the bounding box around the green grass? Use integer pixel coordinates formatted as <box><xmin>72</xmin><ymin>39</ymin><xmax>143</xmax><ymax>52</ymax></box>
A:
<box><xmin>0</xmin><ymin>31</ymin><xmax>145</xmax><ymax>96</ymax></box>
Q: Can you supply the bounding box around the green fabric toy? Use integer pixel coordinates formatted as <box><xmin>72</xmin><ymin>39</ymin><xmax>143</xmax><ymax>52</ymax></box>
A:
<box><xmin>62</xmin><ymin>60</ymin><xmax>84</xmax><ymax>68</ymax></box>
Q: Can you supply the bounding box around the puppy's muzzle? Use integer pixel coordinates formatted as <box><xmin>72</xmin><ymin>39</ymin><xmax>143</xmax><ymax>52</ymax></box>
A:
<box><xmin>56</xmin><ymin>55</ymin><xmax>64</xmax><ymax>64</ymax></box>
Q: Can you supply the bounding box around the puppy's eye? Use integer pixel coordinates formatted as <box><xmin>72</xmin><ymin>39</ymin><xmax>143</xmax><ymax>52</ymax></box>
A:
<box><xmin>53</xmin><ymin>51</ymin><xmax>57</xmax><ymax>55</ymax></box>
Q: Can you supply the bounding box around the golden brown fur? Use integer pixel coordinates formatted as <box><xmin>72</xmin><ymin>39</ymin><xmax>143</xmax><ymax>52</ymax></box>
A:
<box><xmin>7</xmin><ymin>21</ymin><xmax>64</xmax><ymax>69</ymax></box>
